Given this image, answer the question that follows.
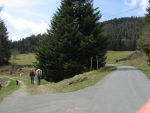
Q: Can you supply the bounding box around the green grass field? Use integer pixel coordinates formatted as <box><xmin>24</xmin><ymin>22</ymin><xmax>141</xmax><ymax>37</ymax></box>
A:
<box><xmin>106</xmin><ymin>51</ymin><xmax>134</xmax><ymax>64</ymax></box>
<box><xmin>9</xmin><ymin>51</ymin><xmax>134</xmax><ymax>65</ymax></box>
<box><xmin>10</xmin><ymin>53</ymin><xmax>36</xmax><ymax>65</ymax></box>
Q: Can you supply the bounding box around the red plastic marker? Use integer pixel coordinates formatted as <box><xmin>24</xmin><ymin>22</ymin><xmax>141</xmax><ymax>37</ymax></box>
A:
<box><xmin>137</xmin><ymin>99</ymin><xmax>150</xmax><ymax>113</ymax></box>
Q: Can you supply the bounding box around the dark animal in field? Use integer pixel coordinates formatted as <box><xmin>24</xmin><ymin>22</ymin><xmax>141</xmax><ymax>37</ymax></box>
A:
<box><xmin>16</xmin><ymin>80</ymin><xmax>19</xmax><ymax>85</ymax></box>
<box><xmin>0</xmin><ymin>83</ymin><xmax>2</xmax><ymax>89</ymax></box>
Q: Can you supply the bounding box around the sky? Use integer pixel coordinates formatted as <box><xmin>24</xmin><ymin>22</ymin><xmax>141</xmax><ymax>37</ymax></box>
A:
<box><xmin>0</xmin><ymin>0</ymin><xmax>149</xmax><ymax>41</ymax></box>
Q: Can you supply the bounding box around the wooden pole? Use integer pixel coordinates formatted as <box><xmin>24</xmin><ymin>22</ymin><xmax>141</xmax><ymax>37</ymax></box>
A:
<box><xmin>90</xmin><ymin>57</ymin><xmax>93</xmax><ymax>70</ymax></box>
<box><xmin>96</xmin><ymin>56</ymin><xmax>98</xmax><ymax>70</ymax></box>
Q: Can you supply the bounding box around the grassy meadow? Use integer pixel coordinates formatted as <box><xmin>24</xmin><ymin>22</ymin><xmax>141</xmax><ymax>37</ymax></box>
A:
<box><xmin>106</xmin><ymin>51</ymin><xmax>134</xmax><ymax>63</ymax></box>
<box><xmin>9</xmin><ymin>51</ymin><xmax>135</xmax><ymax>65</ymax></box>
<box><xmin>10</xmin><ymin>53</ymin><xmax>36</xmax><ymax>65</ymax></box>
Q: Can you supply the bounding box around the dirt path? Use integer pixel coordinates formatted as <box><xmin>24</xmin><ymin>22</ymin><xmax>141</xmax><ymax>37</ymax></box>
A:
<box><xmin>12</xmin><ymin>80</ymin><xmax>27</xmax><ymax>96</ymax></box>
<box><xmin>11</xmin><ymin>80</ymin><xmax>51</xmax><ymax>96</ymax></box>
<box><xmin>0</xmin><ymin>76</ymin><xmax>28</xmax><ymax>96</ymax></box>
<box><xmin>39</xmin><ymin>85</ymin><xmax>49</xmax><ymax>94</ymax></box>
<box><xmin>1</xmin><ymin>76</ymin><xmax>50</xmax><ymax>96</ymax></box>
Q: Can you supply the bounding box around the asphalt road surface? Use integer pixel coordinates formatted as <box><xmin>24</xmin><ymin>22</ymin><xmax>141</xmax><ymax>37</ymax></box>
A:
<box><xmin>1</xmin><ymin>65</ymin><xmax>150</xmax><ymax>113</ymax></box>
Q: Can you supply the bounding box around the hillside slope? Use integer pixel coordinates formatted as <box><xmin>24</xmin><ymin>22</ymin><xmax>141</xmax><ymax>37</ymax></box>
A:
<box><xmin>103</xmin><ymin>17</ymin><xmax>144</xmax><ymax>51</ymax></box>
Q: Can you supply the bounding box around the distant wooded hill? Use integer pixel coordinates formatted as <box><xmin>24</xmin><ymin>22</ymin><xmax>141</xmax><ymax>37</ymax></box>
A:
<box><xmin>103</xmin><ymin>17</ymin><xmax>144</xmax><ymax>51</ymax></box>
<box><xmin>11</xmin><ymin>17</ymin><xmax>144</xmax><ymax>53</ymax></box>
<box><xmin>10</xmin><ymin>34</ymin><xmax>46</xmax><ymax>53</ymax></box>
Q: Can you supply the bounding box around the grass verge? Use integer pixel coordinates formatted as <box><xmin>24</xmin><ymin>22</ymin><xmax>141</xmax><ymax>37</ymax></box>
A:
<box><xmin>0</xmin><ymin>80</ymin><xmax>19</xmax><ymax>101</ymax></box>
<box><xmin>49</xmin><ymin>66</ymin><xmax>116</xmax><ymax>93</ymax></box>
<box><xmin>120</xmin><ymin>51</ymin><xmax>150</xmax><ymax>79</ymax></box>
<box><xmin>106</xmin><ymin>51</ymin><xmax>150</xmax><ymax>79</ymax></box>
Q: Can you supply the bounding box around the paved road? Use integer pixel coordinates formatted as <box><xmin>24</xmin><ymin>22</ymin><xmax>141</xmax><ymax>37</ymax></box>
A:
<box><xmin>1</xmin><ymin>65</ymin><xmax>150</xmax><ymax>113</ymax></box>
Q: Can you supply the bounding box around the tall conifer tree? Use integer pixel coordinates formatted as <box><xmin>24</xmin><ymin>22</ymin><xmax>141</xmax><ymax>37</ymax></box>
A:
<box><xmin>139</xmin><ymin>0</ymin><xmax>150</xmax><ymax>64</ymax></box>
<box><xmin>35</xmin><ymin>0</ymin><xmax>107</xmax><ymax>82</ymax></box>
<box><xmin>0</xmin><ymin>18</ymin><xmax>10</xmax><ymax>65</ymax></box>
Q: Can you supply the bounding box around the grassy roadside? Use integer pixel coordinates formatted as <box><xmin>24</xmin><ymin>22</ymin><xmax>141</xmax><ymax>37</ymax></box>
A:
<box><xmin>107</xmin><ymin>51</ymin><xmax>150</xmax><ymax>79</ymax></box>
<box><xmin>9</xmin><ymin>66</ymin><xmax>116</xmax><ymax>94</ymax></box>
<box><xmin>120</xmin><ymin>52</ymin><xmax>150</xmax><ymax>79</ymax></box>
<box><xmin>48</xmin><ymin>66</ymin><xmax>116</xmax><ymax>93</ymax></box>
<box><xmin>106</xmin><ymin>51</ymin><xmax>150</xmax><ymax>79</ymax></box>
<box><xmin>0</xmin><ymin>80</ymin><xmax>19</xmax><ymax>101</ymax></box>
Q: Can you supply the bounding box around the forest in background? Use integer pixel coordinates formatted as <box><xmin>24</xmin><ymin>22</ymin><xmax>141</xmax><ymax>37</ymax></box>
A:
<box><xmin>10</xmin><ymin>17</ymin><xmax>144</xmax><ymax>53</ymax></box>
<box><xmin>103</xmin><ymin>17</ymin><xmax>144</xmax><ymax>51</ymax></box>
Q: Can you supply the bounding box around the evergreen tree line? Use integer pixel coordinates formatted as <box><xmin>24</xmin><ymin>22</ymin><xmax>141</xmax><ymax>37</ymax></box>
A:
<box><xmin>103</xmin><ymin>17</ymin><xmax>144</xmax><ymax>51</ymax></box>
<box><xmin>11</xmin><ymin>17</ymin><xmax>145</xmax><ymax>52</ymax></box>
<box><xmin>10</xmin><ymin>34</ymin><xmax>46</xmax><ymax>53</ymax></box>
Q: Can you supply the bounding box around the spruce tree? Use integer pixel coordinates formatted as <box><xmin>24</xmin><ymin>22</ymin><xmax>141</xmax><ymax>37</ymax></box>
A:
<box><xmin>35</xmin><ymin>0</ymin><xmax>107</xmax><ymax>82</ymax></box>
<box><xmin>145</xmin><ymin>0</ymin><xmax>150</xmax><ymax>25</ymax></box>
<box><xmin>139</xmin><ymin>0</ymin><xmax>150</xmax><ymax>64</ymax></box>
<box><xmin>0</xmin><ymin>19</ymin><xmax>10</xmax><ymax>66</ymax></box>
